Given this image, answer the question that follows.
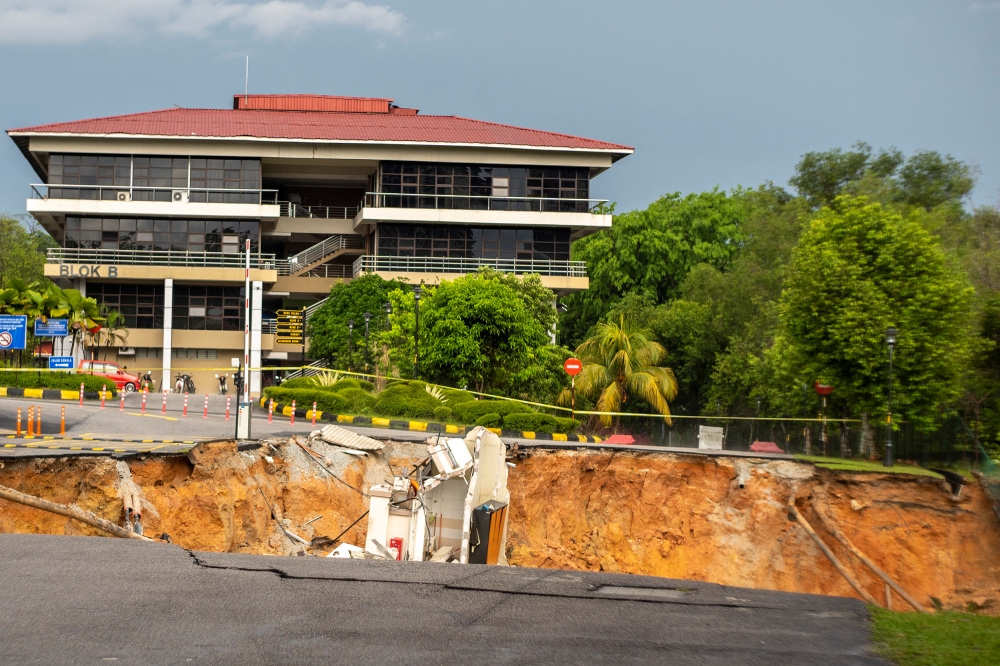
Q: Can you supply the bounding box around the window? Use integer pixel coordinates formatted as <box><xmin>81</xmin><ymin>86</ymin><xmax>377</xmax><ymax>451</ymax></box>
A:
<box><xmin>172</xmin><ymin>349</ymin><xmax>218</xmax><ymax>359</ymax></box>
<box><xmin>46</xmin><ymin>154</ymin><xmax>261</xmax><ymax>203</ymax></box>
<box><xmin>377</xmin><ymin>224</ymin><xmax>570</xmax><ymax>261</ymax></box>
<box><xmin>135</xmin><ymin>348</ymin><xmax>163</xmax><ymax>359</ymax></box>
<box><xmin>380</xmin><ymin>162</ymin><xmax>589</xmax><ymax>212</ymax></box>
<box><xmin>87</xmin><ymin>283</ymin><xmax>164</xmax><ymax>329</ymax></box>
<box><xmin>173</xmin><ymin>285</ymin><xmax>244</xmax><ymax>331</ymax></box>
<box><xmin>65</xmin><ymin>217</ymin><xmax>259</xmax><ymax>253</ymax></box>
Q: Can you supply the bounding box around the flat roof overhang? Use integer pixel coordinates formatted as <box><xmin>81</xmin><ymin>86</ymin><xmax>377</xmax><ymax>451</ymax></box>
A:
<box><xmin>44</xmin><ymin>264</ymin><xmax>278</xmax><ymax>284</ymax></box>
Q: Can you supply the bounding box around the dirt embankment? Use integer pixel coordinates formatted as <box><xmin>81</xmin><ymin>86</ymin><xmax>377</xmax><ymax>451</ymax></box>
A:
<box><xmin>1</xmin><ymin>443</ymin><xmax>998</xmax><ymax>612</ymax></box>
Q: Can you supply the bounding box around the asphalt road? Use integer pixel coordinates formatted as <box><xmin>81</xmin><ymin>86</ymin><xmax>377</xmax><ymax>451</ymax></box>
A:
<box><xmin>0</xmin><ymin>534</ymin><xmax>887</xmax><ymax>665</ymax></box>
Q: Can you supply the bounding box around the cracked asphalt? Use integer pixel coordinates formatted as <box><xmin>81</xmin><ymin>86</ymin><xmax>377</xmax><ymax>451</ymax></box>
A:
<box><xmin>0</xmin><ymin>534</ymin><xmax>888</xmax><ymax>665</ymax></box>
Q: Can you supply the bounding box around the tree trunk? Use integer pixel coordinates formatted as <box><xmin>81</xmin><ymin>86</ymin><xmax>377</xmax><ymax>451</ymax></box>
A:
<box><xmin>840</xmin><ymin>421</ymin><xmax>850</xmax><ymax>459</ymax></box>
<box><xmin>860</xmin><ymin>412</ymin><xmax>875</xmax><ymax>459</ymax></box>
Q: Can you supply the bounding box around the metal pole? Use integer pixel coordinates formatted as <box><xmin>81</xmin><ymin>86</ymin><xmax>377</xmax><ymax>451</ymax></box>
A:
<box><xmin>413</xmin><ymin>286</ymin><xmax>421</xmax><ymax>380</ymax></box>
<box><xmin>363</xmin><ymin>312</ymin><xmax>371</xmax><ymax>374</ymax></box>
<box><xmin>347</xmin><ymin>320</ymin><xmax>354</xmax><ymax>373</ymax></box>
<box><xmin>884</xmin><ymin>344</ymin><xmax>894</xmax><ymax>467</ymax></box>
<box><xmin>238</xmin><ymin>239</ymin><xmax>251</xmax><ymax>439</ymax></box>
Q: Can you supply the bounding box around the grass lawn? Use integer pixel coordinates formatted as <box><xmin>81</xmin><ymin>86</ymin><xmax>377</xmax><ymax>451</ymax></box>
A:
<box><xmin>871</xmin><ymin>608</ymin><xmax>1000</xmax><ymax>665</ymax></box>
<box><xmin>795</xmin><ymin>455</ymin><xmax>945</xmax><ymax>478</ymax></box>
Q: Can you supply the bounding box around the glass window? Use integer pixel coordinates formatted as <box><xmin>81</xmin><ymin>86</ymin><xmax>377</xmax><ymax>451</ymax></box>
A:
<box><xmin>62</xmin><ymin>218</ymin><xmax>258</xmax><ymax>253</ymax></box>
<box><xmin>88</xmin><ymin>283</ymin><xmax>164</xmax><ymax>329</ymax></box>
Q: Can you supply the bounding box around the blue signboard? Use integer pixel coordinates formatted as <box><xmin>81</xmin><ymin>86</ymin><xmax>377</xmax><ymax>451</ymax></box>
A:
<box><xmin>48</xmin><ymin>356</ymin><xmax>75</xmax><ymax>370</ymax></box>
<box><xmin>34</xmin><ymin>319</ymin><xmax>69</xmax><ymax>337</ymax></box>
<box><xmin>0</xmin><ymin>315</ymin><xmax>27</xmax><ymax>350</ymax></box>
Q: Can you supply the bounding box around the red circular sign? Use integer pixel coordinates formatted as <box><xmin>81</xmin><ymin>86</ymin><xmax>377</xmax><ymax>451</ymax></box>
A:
<box><xmin>563</xmin><ymin>358</ymin><xmax>583</xmax><ymax>376</ymax></box>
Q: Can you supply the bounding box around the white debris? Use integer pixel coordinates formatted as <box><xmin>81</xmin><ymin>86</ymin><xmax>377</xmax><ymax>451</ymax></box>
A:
<box><xmin>327</xmin><ymin>543</ymin><xmax>365</xmax><ymax>558</ymax></box>
<box><xmin>311</xmin><ymin>424</ymin><xmax>385</xmax><ymax>452</ymax></box>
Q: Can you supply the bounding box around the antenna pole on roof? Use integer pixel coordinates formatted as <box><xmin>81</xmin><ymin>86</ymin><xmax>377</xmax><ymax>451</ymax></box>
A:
<box><xmin>244</xmin><ymin>56</ymin><xmax>249</xmax><ymax>106</ymax></box>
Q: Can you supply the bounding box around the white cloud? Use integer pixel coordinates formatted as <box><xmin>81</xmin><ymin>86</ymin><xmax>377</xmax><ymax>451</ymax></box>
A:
<box><xmin>0</xmin><ymin>0</ymin><xmax>405</xmax><ymax>45</ymax></box>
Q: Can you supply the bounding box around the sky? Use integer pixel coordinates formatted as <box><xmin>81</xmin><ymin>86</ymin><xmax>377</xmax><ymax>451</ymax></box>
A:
<box><xmin>0</xmin><ymin>0</ymin><xmax>998</xmax><ymax>217</ymax></box>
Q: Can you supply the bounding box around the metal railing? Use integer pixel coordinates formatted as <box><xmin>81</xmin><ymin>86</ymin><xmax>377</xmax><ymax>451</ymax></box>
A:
<box><xmin>283</xmin><ymin>359</ymin><xmax>330</xmax><ymax>381</ymax></box>
<box><xmin>296</xmin><ymin>263</ymin><xmax>353</xmax><ymax>279</ymax></box>
<box><xmin>31</xmin><ymin>184</ymin><xmax>278</xmax><ymax>205</ymax></box>
<box><xmin>364</xmin><ymin>191</ymin><xmax>609</xmax><ymax>214</ymax></box>
<box><xmin>262</xmin><ymin>319</ymin><xmax>277</xmax><ymax>334</ymax></box>
<box><xmin>47</xmin><ymin>247</ymin><xmax>278</xmax><ymax>269</ymax></box>
<box><xmin>353</xmin><ymin>255</ymin><xmax>587</xmax><ymax>278</ymax></box>
<box><xmin>278</xmin><ymin>202</ymin><xmax>360</xmax><ymax>219</ymax></box>
<box><xmin>274</xmin><ymin>235</ymin><xmax>365</xmax><ymax>275</ymax></box>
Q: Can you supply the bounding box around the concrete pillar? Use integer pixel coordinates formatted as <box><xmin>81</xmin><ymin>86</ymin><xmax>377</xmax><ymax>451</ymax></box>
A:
<box><xmin>73</xmin><ymin>278</ymin><xmax>86</xmax><ymax>365</ymax></box>
<box><xmin>162</xmin><ymin>278</ymin><xmax>173</xmax><ymax>389</ymax></box>
<box><xmin>250</xmin><ymin>280</ymin><xmax>263</xmax><ymax>396</ymax></box>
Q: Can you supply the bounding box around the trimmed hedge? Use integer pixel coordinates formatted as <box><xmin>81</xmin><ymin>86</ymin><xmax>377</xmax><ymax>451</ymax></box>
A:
<box><xmin>279</xmin><ymin>376</ymin><xmax>375</xmax><ymax>392</ymax></box>
<box><xmin>0</xmin><ymin>371</ymin><xmax>117</xmax><ymax>396</ymax></box>
<box><xmin>453</xmin><ymin>399</ymin><xmax>532</xmax><ymax>423</ymax></box>
<box><xmin>372</xmin><ymin>381</ymin><xmax>443</xmax><ymax>419</ymax></box>
<box><xmin>441</xmin><ymin>387</ymin><xmax>476</xmax><ymax>405</ymax></box>
<box><xmin>503</xmin><ymin>413</ymin><xmax>580</xmax><ymax>434</ymax></box>
<box><xmin>433</xmin><ymin>406</ymin><xmax>452</xmax><ymax>421</ymax></box>
<box><xmin>263</xmin><ymin>387</ymin><xmax>350</xmax><ymax>415</ymax></box>
<box><xmin>338</xmin><ymin>387</ymin><xmax>376</xmax><ymax>413</ymax></box>
<box><xmin>475</xmin><ymin>413</ymin><xmax>502</xmax><ymax>428</ymax></box>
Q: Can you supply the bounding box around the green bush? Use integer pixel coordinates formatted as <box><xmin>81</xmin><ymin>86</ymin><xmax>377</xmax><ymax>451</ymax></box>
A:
<box><xmin>262</xmin><ymin>387</ymin><xmax>349</xmax><ymax>415</ymax></box>
<box><xmin>433</xmin><ymin>406</ymin><xmax>453</xmax><ymax>421</ymax></box>
<box><xmin>372</xmin><ymin>381</ymin><xmax>443</xmax><ymax>419</ymax></box>
<box><xmin>0</xmin><ymin>371</ymin><xmax>117</xmax><ymax>396</ymax></box>
<box><xmin>475</xmin><ymin>413</ymin><xmax>502</xmax><ymax>428</ymax></box>
<box><xmin>441</xmin><ymin>388</ymin><xmax>476</xmax><ymax>405</ymax></box>
<box><xmin>453</xmin><ymin>399</ymin><xmax>533</xmax><ymax>424</ymax></box>
<box><xmin>279</xmin><ymin>376</ymin><xmax>375</xmax><ymax>392</ymax></box>
<box><xmin>502</xmin><ymin>413</ymin><xmax>581</xmax><ymax>434</ymax></box>
<box><xmin>337</xmin><ymin>387</ymin><xmax>376</xmax><ymax>413</ymax></box>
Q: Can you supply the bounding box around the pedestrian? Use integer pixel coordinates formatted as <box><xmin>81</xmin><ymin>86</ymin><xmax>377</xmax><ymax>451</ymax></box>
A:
<box><xmin>216</xmin><ymin>374</ymin><xmax>228</xmax><ymax>395</ymax></box>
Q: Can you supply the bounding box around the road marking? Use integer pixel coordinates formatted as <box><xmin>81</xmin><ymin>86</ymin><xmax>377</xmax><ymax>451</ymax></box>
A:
<box><xmin>125</xmin><ymin>413</ymin><xmax>178</xmax><ymax>422</ymax></box>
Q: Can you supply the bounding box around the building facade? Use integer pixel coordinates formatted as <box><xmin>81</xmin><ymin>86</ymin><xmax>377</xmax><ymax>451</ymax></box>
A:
<box><xmin>8</xmin><ymin>94</ymin><xmax>632</xmax><ymax>395</ymax></box>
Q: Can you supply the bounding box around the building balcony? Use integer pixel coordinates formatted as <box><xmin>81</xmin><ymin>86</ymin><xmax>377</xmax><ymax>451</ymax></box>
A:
<box><xmin>28</xmin><ymin>184</ymin><xmax>281</xmax><ymax>223</ymax></box>
<box><xmin>44</xmin><ymin>248</ymin><xmax>279</xmax><ymax>282</ymax></box>
<box><xmin>352</xmin><ymin>254</ymin><xmax>589</xmax><ymax>292</ymax></box>
<box><xmin>356</xmin><ymin>192</ymin><xmax>611</xmax><ymax>231</ymax></box>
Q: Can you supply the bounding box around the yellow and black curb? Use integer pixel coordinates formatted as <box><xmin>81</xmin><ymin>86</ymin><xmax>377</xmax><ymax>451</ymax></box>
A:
<box><xmin>0</xmin><ymin>434</ymin><xmax>197</xmax><ymax>454</ymax></box>
<box><xmin>259</xmin><ymin>397</ymin><xmax>603</xmax><ymax>443</ymax></box>
<box><xmin>0</xmin><ymin>387</ymin><xmax>116</xmax><ymax>401</ymax></box>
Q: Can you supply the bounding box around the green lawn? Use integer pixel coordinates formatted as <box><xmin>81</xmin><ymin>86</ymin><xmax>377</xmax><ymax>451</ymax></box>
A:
<box><xmin>871</xmin><ymin>609</ymin><xmax>1000</xmax><ymax>665</ymax></box>
<box><xmin>795</xmin><ymin>455</ymin><xmax>945</xmax><ymax>478</ymax></box>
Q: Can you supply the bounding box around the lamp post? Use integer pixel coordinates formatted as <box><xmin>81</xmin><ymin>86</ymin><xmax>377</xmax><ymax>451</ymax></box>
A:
<box><xmin>363</xmin><ymin>312</ymin><xmax>371</xmax><ymax>373</ymax></box>
<box><xmin>755</xmin><ymin>396</ymin><xmax>762</xmax><ymax>444</ymax></box>
<box><xmin>884</xmin><ymin>326</ymin><xmax>897</xmax><ymax>468</ymax></box>
<box><xmin>383</xmin><ymin>301</ymin><xmax>392</xmax><ymax>331</ymax></box>
<box><xmin>347</xmin><ymin>319</ymin><xmax>354</xmax><ymax>372</ymax></box>
<box><xmin>413</xmin><ymin>285</ymin><xmax>422</xmax><ymax>380</ymax></box>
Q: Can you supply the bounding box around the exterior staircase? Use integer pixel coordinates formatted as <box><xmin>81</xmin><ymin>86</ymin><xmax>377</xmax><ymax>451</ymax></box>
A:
<box><xmin>276</xmin><ymin>235</ymin><xmax>365</xmax><ymax>276</ymax></box>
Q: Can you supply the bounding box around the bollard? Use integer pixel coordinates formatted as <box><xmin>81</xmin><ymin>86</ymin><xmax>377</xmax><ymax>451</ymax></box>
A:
<box><xmin>183</xmin><ymin>392</ymin><xmax>189</xmax><ymax>417</ymax></box>
<box><xmin>27</xmin><ymin>406</ymin><xmax>34</xmax><ymax>436</ymax></box>
<box><xmin>141</xmin><ymin>389</ymin><xmax>147</xmax><ymax>415</ymax></box>
<box><xmin>203</xmin><ymin>394</ymin><xmax>209</xmax><ymax>419</ymax></box>
<box><xmin>311</xmin><ymin>401</ymin><xmax>317</xmax><ymax>426</ymax></box>
<box><xmin>120</xmin><ymin>392</ymin><xmax>125</xmax><ymax>411</ymax></box>
<box><xmin>36</xmin><ymin>406</ymin><xmax>41</xmax><ymax>435</ymax></box>
<box><xmin>16</xmin><ymin>407</ymin><xmax>21</xmax><ymax>437</ymax></box>
<box><xmin>60</xmin><ymin>405</ymin><xmax>65</xmax><ymax>435</ymax></box>
<box><xmin>162</xmin><ymin>390</ymin><xmax>168</xmax><ymax>415</ymax></box>
<box><xmin>268</xmin><ymin>399</ymin><xmax>274</xmax><ymax>424</ymax></box>
<box><xmin>290</xmin><ymin>400</ymin><xmax>296</xmax><ymax>425</ymax></box>
<box><xmin>225</xmin><ymin>396</ymin><xmax>231</xmax><ymax>421</ymax></box>
<box><xmin>100</xmin><ymin>387</ymin><xmax>106</xmax><ymax>409</ymax></box>
<box><xmin>79</xmin><ymin>383</ymin><xmax>85</xmax><ymax>407</ymax></box>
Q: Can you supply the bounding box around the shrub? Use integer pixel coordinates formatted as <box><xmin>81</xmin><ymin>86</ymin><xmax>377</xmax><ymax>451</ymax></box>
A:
<box><xmin>262</xmin><ymin>387</ymin><xmax>349</xmax><ymax>415</ymax></box>
<box><xmin>502</xmin><ymin>413</ymin><xmax>581</xmax><ymax>434</ymax></box>
<box><xmin>452</xmin><ymin>399</ymin><xmax>532</xmax><ymax>424</ymax></box>
<box><xmin>475</xmin><ymin>413</ymin><xmax>502</xmax><ymax>428</ymax></box>
<box><xmin>337</xmin><ymin>387</ymin><xmax>376</xmax><ymax>414</ymax></box>
<box><xmin>372</xmin><ymin>381</ymin><xmax>443</xmax><ymax>419</ymax></box>
<box><xmin>279</xmin><ymin>376</ymin><xmax>374</xmax><ymax>392</ymax></box>
<box><xmin>433</xmin><ymin>406</ymin><xmax>452</xmax><ymax>421</ymax></box>
<box><xmin>441</xmin><ymin>388</ymin><xmax>476</xmax><ymax>405</ymax></box>
<box><xmin>554</xmin><ymin>417</ymin><xmax>581</xmax><ymax>434</ymax></box>
<box><xmin>1</xmin><ymin>371</ymin><xmax>117</xmax><ymax>396</ymax></box>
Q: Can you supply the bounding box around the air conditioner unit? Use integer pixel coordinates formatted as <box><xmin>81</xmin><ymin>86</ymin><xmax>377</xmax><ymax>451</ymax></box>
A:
<box><xmin>171</xmin><ymin>189</ymin><xmax>189</xmax><ymax>203</ymax></box>
<box><xmin>116</xmin><ymin>191</ymin><xmax>131</xmax><ymax>202</ymax></box>
<box><xmin>118</xmin><ymin>346</ymin><xmax>136</xmax><ymax>356</ymax></box>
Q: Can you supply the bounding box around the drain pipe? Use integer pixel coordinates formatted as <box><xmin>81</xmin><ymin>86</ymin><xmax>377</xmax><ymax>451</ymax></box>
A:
<box><xmin>787</xmin><ymin>494</ymin><xmax>880</xmax><ymax>607</ymax></box>
<box><xmin>810</xmin><ymin>498</ymin><xmax>930</xmax><ymax>613</ymax></box>
<box><xmin>0</xmin><ymin>484</ymin><xmax>154</xmax><ymax>541</ymax></box>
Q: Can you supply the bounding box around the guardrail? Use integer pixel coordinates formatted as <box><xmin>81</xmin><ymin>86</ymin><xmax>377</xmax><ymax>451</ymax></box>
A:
<box><xmin>353</xmin><ymin>255</ymin><xmax>587</xmax><ymax>278</ymax></box>
<box><xmin>47</xmin><ymin>247</ymin><xmax>278</xmax><ymax>269</ymax></box>
<box><xmin>31</xmin><ymin>184</ymin><xmax>278</xmax><ymax>205</ymax></box>
<box><xmin>364</xmin><ymin>191</ymin><xmax>609</xmax><ymax>214</ymax></box>
<box><xmin>275</xmin><ymin>235</ymin><xmax>365</xmax><ymax>275</ymax></box>
<box><xmin>278</xmin><ymin>202</ymin><xmax>360</xmax><ymax>219</ymax></box>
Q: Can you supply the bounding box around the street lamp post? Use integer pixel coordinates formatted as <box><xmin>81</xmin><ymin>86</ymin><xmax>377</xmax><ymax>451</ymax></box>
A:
<box><xmin>884</xmin><ymin>327</ymin><xmax>897</xmax><ymax>468</ymax></box>
<box><xmin>347</xmin><ymin>319</ymin><xmax>354</xmax><ymax>372</ymax></box>
<box><xmin>383</xmin><ymin>302</ymin><xmax>392</xmax><ymax>331</ymax></box>
<box><xmin>755</xmin><ymin>396</ymin><xmax>762</xmax><ymax>444</ymax></box>
<box><xmin>413</xmin><ymin>285</ymin><xmax>422</xmax><ymax>380</ymax></box>
<box><xmin>363</xmin><ymin>312</ymin><xmax>371</xmax><ymax>373</ymax></box>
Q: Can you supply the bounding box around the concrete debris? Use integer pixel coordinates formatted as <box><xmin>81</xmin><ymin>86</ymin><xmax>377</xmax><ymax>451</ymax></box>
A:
<box><xmin>429</xmin><ymin>546</ymin><xmax>454</xmax><ymax>562</ymax></box>
<box><xmin>310</xmin><ymin>424</ymin><xmax>385</xmax><ymax>452</ymax></box>
<box><xmin>326</xmin><ymin>543</ymin><xmax>364</xmax><ymax>558</ymax></box>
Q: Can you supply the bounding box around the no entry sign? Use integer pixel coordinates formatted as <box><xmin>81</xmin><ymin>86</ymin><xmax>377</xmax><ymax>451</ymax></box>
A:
<box><xmin>563</xmin><ymin>358</ymin><xmax>583</xmax><ymax>376</ymax></box>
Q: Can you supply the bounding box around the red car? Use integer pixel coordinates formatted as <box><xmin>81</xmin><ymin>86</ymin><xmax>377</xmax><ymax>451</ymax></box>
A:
<box><xmin>78</xmin><ymin>360</ymin><xmax>141</xmax><ymax>393</ymax></box>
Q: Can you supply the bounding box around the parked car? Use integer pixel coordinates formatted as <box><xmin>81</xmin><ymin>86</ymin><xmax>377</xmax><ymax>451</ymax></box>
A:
<box><xmin>77</xmin><ymin>360</ymin><xmax>141</xmax><ymax>393</ymax></box>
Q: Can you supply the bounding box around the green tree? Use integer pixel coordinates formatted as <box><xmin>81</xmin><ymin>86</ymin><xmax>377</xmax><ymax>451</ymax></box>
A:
<box><xmin>559</xmin><ymin>189</ymin><xmax>751</xmax><ymax>347</ymax></box>
<box><xmin>561</xmin><ymin>315</ymin><xmax>678</xmax><ymax>426</ymax></box>
<box><xmin>307</xmin><ymin>274</ymin><xmax>409</xmax><ymax>369</ymax></box>
<box><xmin>779</xmin><ymin>196</ymin><xmax>974</xmax><ymax>433</ymax></box>
<box><xmin>0</xmin><ymin>215</ymin><xmax>56</xmax><ymax>288</ymax></box>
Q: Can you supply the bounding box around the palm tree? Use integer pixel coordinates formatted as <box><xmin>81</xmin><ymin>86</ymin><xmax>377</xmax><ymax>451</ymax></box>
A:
<box><xmin>49</xmin><ymin>288</ymin><xmax>103</xmax><ymax>358</ymax></box>
<box><xmin>98</xmin><ymin>307</ymin><xmax>129</xmax><ymax>360</ymax></box>
<box><xmin>560</xmin><ymin>315</ymin><xmax>678</xmax><ymax>427</ymax></box>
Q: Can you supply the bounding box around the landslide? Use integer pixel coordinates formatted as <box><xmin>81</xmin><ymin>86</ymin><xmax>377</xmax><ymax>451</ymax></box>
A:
<box><xmin>1</xmin><ymin>442</ymin><xmax>998</xmax><ymax>613</ymax></box>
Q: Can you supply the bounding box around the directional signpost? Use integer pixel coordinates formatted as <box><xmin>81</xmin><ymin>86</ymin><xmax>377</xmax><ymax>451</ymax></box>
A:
<box><xmin>276</xmin><ymin>309</ymin><xmax>304</xmax><ymax>345</ymax></box>
<box><xmin>48</xmin><ymin>356</ymin><xmax>74</xmax><ymax>370</ymax></box>
<box><xmin>0</xmin><ymin>315</ymin><xmax>27</xmax><ymax>350</ymax></box>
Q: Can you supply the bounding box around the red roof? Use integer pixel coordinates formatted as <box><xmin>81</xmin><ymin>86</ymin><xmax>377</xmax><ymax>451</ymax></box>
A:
<box><xmin>9</xmin><ymin>105</ymin><xmax>632</xmax><ymax>153</ymax></box>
